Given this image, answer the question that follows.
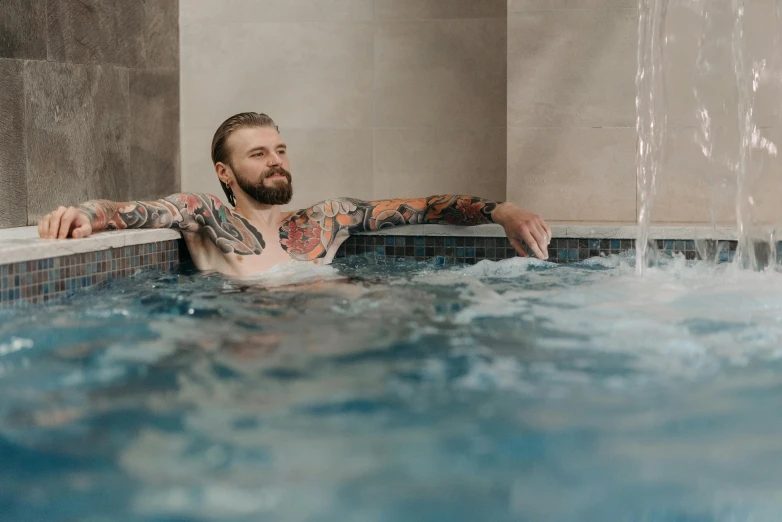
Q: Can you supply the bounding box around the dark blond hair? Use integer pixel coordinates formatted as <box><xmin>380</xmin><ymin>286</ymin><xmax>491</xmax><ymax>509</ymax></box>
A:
<box><xmin>211</xmin><ymin>112</ymin><xmax>279</xmax><ymax>205</ymax></box>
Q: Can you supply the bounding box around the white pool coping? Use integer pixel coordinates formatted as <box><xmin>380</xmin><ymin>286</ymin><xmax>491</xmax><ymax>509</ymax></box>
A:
<box><xmin>359</xmin><ymin>223</ymin><xmax>739</xmax><ymax>241</ymax></box>
<box><xmin>0</xmin><ymin>223</ymin><xmax>739</xmax><ymax>265</ymax></box>
<box><xmin>0</xmin><ymin>227</ymin><xmax>182</xmax><ymax>265</ymax></box>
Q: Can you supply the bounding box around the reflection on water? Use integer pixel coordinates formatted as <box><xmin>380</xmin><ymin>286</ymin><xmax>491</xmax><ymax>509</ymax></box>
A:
<box><xmin>2</xmin><ymin>255</ymin><xmax>782</xmax><ymax>521</ymax></box>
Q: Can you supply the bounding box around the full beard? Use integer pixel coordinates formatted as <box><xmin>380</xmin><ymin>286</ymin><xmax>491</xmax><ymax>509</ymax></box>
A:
<box><xmin>233</xmin><ymin>165</ymin><xmax>293</xmax><ymax>205</ymax></box>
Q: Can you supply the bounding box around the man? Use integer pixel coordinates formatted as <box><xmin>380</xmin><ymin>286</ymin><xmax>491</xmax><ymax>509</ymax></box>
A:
<box><xmin>38</xmin><ymin>112</ymin><xmax>551</xmax><ymax>277</ymax></box>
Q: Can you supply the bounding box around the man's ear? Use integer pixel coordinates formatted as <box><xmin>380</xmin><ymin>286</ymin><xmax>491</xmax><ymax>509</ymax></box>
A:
<box><xmin>215</xmin><ymin>162</ymin><xmax>233</xmax><ymax>184</ymax></box>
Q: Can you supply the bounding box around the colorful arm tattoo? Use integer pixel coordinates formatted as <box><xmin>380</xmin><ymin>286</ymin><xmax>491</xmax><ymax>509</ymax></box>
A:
<box><xmin>77</xmin><ymin>193</ymin><xmax>266</xmax><ymax>255</ymax></box>
<box><xmin>280</xmin><ymin>195</ymin><xmax>498</xmax><ymax>261</ymax></box>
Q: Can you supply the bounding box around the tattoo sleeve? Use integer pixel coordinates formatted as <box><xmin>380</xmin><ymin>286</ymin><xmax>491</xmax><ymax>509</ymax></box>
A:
<box><xmin>77</xmin><ymin>193</ymin><xmax>266</xmax><ymax>255</ymax></box>
<box><xmin>280</xmin><ymin>195</ymin><xmax>498</xmax><ymax>261</ymax></box>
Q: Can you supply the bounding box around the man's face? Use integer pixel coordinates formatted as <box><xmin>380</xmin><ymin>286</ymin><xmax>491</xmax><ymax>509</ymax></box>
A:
<box><xmin>225</xmin><ymin>126</ymin><xmax>293</xmax><ymax>206</ymax></box>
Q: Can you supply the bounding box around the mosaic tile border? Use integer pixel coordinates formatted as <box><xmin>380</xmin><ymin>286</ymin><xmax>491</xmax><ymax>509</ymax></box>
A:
<box><xmin>0</xmin><ymin>235</ymin><xmax>744</xmax><ymax>307</ymax></box>
<box><xmin>0</xmin><ymin>239</ymin><xmax>181</xmax><ymax>308</ymax></box>
<box><xmin>335</xmin><ymin>236</ymin><xmax>741</xmax><ymax>265</ymax></box>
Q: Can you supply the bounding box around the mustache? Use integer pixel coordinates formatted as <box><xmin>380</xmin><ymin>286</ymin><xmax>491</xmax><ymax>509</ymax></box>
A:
<box><xmin>262</xmin><ymin>166</ymin><xmax>292</xmax><ymax>181</ymax></box>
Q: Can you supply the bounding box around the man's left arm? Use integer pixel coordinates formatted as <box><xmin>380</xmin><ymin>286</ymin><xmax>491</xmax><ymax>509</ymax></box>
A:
<box><xmin>280</xmin><ymin>195</ymin><xmax>551</xmax><ymax>261</ymax></box>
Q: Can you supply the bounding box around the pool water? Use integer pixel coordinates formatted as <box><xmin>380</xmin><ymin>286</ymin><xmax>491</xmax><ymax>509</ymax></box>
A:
<box><xmin>2</xmin><ymin>253</ymin><xmax>782</xmax><ymax>522</ymax></box>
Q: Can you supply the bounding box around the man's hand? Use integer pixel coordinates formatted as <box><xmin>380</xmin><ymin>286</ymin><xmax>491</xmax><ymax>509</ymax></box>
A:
<box><xmin>38</xmin><ymin>206</ymin><xmax>93</xmax><ymax>239</ymax></box>
<box><xmin>492</xmin><ymin>202</ymin><xmax>551</xmax><ymax>260</ymax></box>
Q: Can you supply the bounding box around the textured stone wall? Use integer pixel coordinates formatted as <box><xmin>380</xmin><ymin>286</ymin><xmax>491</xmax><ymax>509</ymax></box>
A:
<box><xmin>0</xmin><ymin>0</ymin><xmax>179</xmax><ymax>229</ymax></box>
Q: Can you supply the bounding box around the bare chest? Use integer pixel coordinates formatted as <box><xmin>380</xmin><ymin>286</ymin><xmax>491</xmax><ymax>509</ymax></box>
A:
<box><xmin>181</xmin><ymin>229</ymin><xmax>332</xmax><ymax>276</ymax></box>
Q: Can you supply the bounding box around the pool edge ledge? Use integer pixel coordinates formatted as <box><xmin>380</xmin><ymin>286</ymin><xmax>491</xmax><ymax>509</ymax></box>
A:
<box><xmin>0</xmin><ymin>224</ymin><xmax>739</xmax><ymax>265</ymax></box>
<box><xmin>1</xmin><ymin>228</ymin><xmax>183</xmax><ymax>308</ymax></box>
<box><xmin>355</xmin><ymin>222</ymin><xmax>738</xmax><ymax>241</ymax></box>
<box><xmin>0</xmin><ymin>227</ymin><xmax>182</xmax><ymax>265</ymax></box>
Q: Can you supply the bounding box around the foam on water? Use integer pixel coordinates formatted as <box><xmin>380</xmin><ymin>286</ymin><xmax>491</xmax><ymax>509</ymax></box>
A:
<box><xmin>416</xmin><ymin>255</ymin><xmax>782</xmax><ymax>382</ymax></box>
<box><xmin>234</xmin><ymin>259</ymin><xmax>345</xmax><ymax>286</ymax></box>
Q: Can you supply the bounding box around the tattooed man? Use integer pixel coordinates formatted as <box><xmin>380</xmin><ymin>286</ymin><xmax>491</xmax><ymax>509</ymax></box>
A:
<box><xmin>38</xmin><ymin>112</ymin><xmax>552</xmax><ymax>277</ymax></box>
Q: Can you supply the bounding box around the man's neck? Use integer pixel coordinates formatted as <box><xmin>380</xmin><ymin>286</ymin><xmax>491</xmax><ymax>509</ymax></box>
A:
<box><xmin>234</xmin><ymin>198</ymin><xmax>284</xmax><ymax>230</ymax></box>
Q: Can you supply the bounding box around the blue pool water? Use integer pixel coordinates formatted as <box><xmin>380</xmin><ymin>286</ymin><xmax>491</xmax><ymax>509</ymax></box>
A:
<box><xmin>2</xmin><ymin>253</ymin><xmax>782</xmax><ymax>522</ymax></box>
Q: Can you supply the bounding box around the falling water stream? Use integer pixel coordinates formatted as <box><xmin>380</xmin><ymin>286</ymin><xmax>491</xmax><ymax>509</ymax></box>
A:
<box><xmin>732</xmin><ymin>0</ymin><xmax>762</xmax><ymax>269</ymax></box>
<box><xmin>635</xmin><ymin>0</ymin><xmax>782</xmax><ymax>273</ymax></box>
<box><xmin>635</xmin><ymin>0</ymin><xmax>669</xmax><ymax>275</ymax></box>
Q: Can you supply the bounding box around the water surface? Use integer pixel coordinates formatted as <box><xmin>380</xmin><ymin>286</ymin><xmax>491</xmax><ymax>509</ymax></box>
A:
<box><xmin>2</xmin><ymin>254</ymin><xmax>782</xmax><ymax>522</ymax></box>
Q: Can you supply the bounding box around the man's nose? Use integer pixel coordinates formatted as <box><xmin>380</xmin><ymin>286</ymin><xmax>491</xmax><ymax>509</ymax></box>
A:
<box><xmin>268</xmin><ymin>152</ymin><xmax>282</xmax><ymax>166</ymax></box>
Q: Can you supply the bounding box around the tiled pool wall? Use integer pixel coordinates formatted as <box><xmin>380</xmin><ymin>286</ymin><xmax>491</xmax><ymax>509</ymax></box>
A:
<box><xmin>0</xmin><ymin>240</ymin><xmax>181</xmax><ymax>308</ymax></box>
<box><xmin>335</xmin><ymin>235</ymin><xmax>740</xmax><ymax>265</ymax></box>
<box><xmin>1</xmin><ymin>234</ymin><xmax>741</xmax><ymax>308</ymax></box>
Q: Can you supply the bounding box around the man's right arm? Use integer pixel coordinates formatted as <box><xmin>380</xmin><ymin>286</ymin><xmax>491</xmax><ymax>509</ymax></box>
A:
<box><xmin>38</xmin><ymin>193</ymin><xmax>267</xmax><ymax>255</ymax></box>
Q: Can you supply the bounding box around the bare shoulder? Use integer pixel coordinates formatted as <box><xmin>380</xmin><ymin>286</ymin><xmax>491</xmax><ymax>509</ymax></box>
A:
<box><xmin>279</xmin><ymin>198</ymin><xmax>366</xmax><ymax>261</ymax></box>
<box><xmin>281</xmin><ymin>198</ymin><xmax>366</xmax><ymax>235</ymax></box>
<box><xmin>162</xmin><ymin>193</ymin><xmax>231</xmax><ymax>218</ymax></box>
<box><xmin>285</xmin><ymin>198</ymin><xmax>366</xmax><ymax>219</ymax></box>
<box><xmin>163</xmin><ymin>193</ymin><xmax>267</xmax><ymax>255</ymax></box>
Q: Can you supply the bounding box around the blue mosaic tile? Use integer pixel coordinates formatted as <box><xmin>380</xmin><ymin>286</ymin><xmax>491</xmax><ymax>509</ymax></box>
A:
<box><xmin>1</xmin><ymin>239</ymin><xmax>181</xmax><ymax>307</ymax></box>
